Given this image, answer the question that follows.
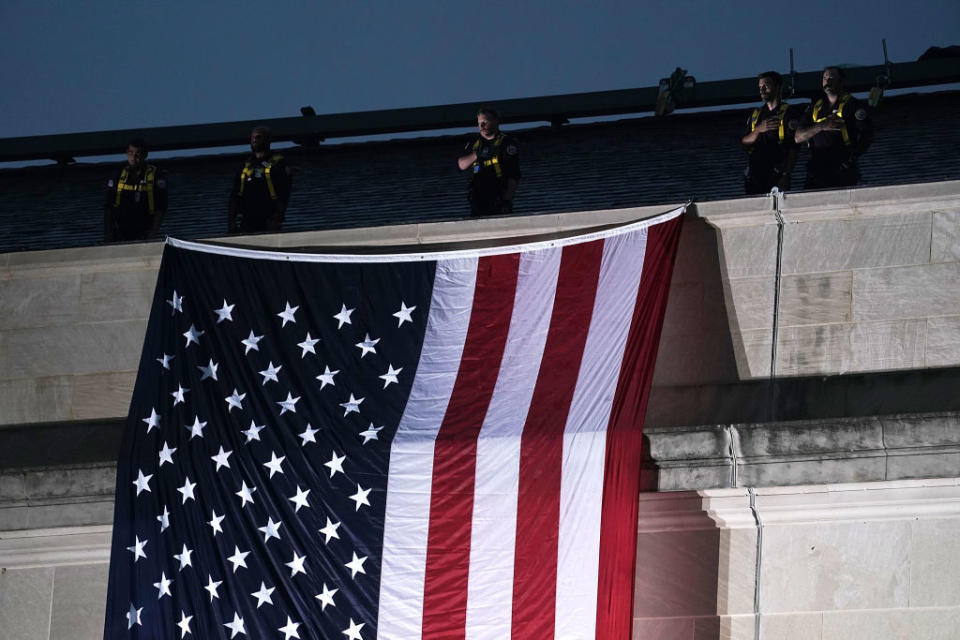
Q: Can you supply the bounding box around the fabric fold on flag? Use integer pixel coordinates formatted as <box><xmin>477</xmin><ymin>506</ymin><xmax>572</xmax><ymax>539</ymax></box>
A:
<box><xmin>104</xmin><ymin>206</ymin><xmax>685</xmax><ymax>640</ymax></box>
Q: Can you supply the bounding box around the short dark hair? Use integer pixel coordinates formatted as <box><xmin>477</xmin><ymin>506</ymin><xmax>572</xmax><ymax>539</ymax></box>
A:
<box><xmin>127</xmin><ymin>138</ymin><xmax>148</xmax><ymax>152</ymax></box>
<box><xmin>823</xmin><ymin>66</ymin><xmax>845</xmax><ymax>80</ymax></box>
<box><xmin>757</xmin><ymin>71</ymin><xmax>782</xmax><ymax>86</ymax></box>
<box><xmin>251</xmin><ymin>125</ymin><xmax>272</xmax><ymax>140</ymax></box>
<box><xmin>476</xmin><ymin>106</ymin><xmax>500</xmax><ymax>120</ymax></box>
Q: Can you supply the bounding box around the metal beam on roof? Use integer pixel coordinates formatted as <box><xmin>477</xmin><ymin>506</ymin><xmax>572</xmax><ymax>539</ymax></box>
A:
<box><xmin>1</xmin><ymin>58</ymin><xmax>958</xmax><ymax>163</ymax></box>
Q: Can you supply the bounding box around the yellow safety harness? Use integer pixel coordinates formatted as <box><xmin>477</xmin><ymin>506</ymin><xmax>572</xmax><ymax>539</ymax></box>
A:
<box><xmin>750</xmin><ymin>102</ymin><xmax>790</xmax><ymax>143</ymax></box>
<box><xmin>239</xmin><ymin>154</ymin><xmax>284</xmax><ymax>200</ymax></box>
<box><xmin>811</xmin><ymin>94</ymin><xmax>852</xmax><ymax>145</ymax></box>
<box><xmin>472</xmin><ymin>134</ymin><xmax>505</xmax><ymax>178</ymax></box>
<box><xmin>114</xmin><ymin>165</ymin><xmax>157</xmax><ymax>214</ymax></box>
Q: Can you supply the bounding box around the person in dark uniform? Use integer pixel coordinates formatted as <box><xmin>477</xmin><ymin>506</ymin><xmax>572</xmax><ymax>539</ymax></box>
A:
<box><xmin>795</xmin><ymin>66</ymin><xmax>874</xmax><ymax>189</ymax></box>
<box><xmin>741</xmin><ymin>71</ymin><xmax>798</xmax><ymax>194</ymax></box>
<box><xmin>457</xmin><ymin>107</ymin><xmax>520</xmax><ymax>216</ymax></box>
<box><xmin>228</xmin><ymin>126</ymin><xmax>292</xmax><ymax>233</ymax></box>
<box><xmin>103</xmin><ymin>139</ymin><xmax>167</xmax><ymax>242</ymax></box>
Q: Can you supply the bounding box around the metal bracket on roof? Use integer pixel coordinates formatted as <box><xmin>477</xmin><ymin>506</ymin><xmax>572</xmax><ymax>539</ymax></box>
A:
<box><xmin>782</xmin><ymin>49</ymin><xmax>798</xmax><ymax>100</ymax></box>
<box><xmin>293</xmin><ymin>106</ymin><xmax>324</xmax><ymax>147</ymax></box>
<box><xmin>656</xmin><ymin>67</ymin><xmax>696</xmax><ymax>116</ymax></box>
<box><xmin>549</xmin><ymin>116</ymin><xmax>570</xmax><ymax>130</ymax></box>
<box><xmin>869</xmin><ymin>39</ymin><xmax>893</xmax><ymax>108</ymax></box>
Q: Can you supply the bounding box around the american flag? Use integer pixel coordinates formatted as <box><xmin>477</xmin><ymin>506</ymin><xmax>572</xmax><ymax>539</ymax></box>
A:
<box><xmin>104</xmin><ymin>206</ymin><xmax>684</xmax><ymax>640</ymax></box>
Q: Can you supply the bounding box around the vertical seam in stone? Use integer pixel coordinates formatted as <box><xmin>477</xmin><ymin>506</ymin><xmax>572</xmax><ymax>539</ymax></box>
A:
<box><xmin>47</xmin><ymin>566</ymin><xmax>56</xmax><ymax>640</ymax></box>
<box><xmin>748</xmin><ymin>487</ymin><xmax>764</xmax><ymax>640</ymax></box>
<box><xmin>726</xmin><ymin>424</ymin><xmax>740</xmax><ymax>488</ymax></box>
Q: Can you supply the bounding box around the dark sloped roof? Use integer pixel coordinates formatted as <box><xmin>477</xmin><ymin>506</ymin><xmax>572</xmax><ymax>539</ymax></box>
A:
<box><xmin>2</xmin><ymin>90</ymin><xmax>959</xmax><ymax>254</ymax></box>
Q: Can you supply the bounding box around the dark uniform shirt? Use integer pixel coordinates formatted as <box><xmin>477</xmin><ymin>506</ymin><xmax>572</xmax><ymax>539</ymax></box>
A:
<box><xmin>464</xmin><ymin>133</ymin><xmax>520</xmax><ymax>216</ymax></box>
<box><xmin>743</xmin><ymin>102</ymin><xmax>798</xmax><ymax>195</ymax></box>
<box><xmin>799</xmin><ymin>93</ymin><xmax>873</xmax><ymax>189</ymax></box>
<box><xmin>103</xmin><ymin>164</ymin><xmax>167</xmax><ymax>242</ymax></box>
<box><xmin>229</xmin><ymin>154</ymin><xmax>292</xmax><ymax>233</ymax></box>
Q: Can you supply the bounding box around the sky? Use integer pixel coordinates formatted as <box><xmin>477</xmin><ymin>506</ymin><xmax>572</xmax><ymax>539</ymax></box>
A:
<box><xmin>1</xmin><ymin>0</ymin><xmax>958</xmax><ymax>140</ymax></box>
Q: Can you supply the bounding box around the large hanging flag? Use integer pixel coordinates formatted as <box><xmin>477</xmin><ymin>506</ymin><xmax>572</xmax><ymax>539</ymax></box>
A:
<box><xmin>104</xmin><ymin>206</ymin><xmax>684</xmax><ymax>640</ymax></box>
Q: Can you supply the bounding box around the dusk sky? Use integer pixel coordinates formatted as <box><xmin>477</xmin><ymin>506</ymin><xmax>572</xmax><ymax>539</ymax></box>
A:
<box><xmin>1</xmin><ymin>1</ymin><xmax>957</xmax><ymax>140</ymax></box>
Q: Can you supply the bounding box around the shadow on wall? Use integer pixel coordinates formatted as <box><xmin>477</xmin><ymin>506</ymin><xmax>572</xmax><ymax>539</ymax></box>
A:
<box><xmin>633</xmin><ymin>496</ymin><xmax>723</xmax><ymax>638</ymax></box>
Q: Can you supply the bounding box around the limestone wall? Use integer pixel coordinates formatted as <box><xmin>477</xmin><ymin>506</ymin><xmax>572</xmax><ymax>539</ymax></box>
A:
<box><xmin>3</xmin><ymin>181</ymin><xmax>958</xmax><ymax>429</ymax></box>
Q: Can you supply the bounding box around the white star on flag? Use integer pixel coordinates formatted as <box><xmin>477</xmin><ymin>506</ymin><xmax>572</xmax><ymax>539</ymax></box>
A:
<box><xmin>167</xmin><ymin>290</ymin><xmax>182</xmax><ymax>314</ymax></box>
<box><xmin>153</xmin><ymin>572</ymin><xmax>173</xmax><ymax>599</ymax></box>
<box><xmin>225</xmin><ymin>388</ymin><xmax>246</xmax><ymax>412</ymax></box>
<box><xmin>277</xmin><ymin>393</ymin><xmax>300</xmax><ymax>414</ymax></box>
<box><xmin>258</xmin><ymin>517</ymin><xmax>283</xmax><ymax>543</ymax></box>
<box><xmin>259</xmin><ymin>361</ymin><xmax>282</xmax><ymax>385</ymax></box>
<box><xmin>236</xmin><ymin>481</ymin><xmax>257</xmax><ymax>508</ymax></box>
<box><xmin>198</xmin><ymin>358</ymin><xmax>218</xmax><ymax>381</ymax></box>
<box><xmin>182</xmin><ymin>324</ymin><xmax>204</xmax><ymax>347</ymax></box>
<box><xmin>297</xmin><ymin>332</ymin><xmax>319</xmax><ymax>357</ymax></box>
<box><xmin>277</xmin><ymin>302</ymin><xmax>299</xmax><ymax>326</ymax></box>
<box><xmin>349</xmin><ymin>484</ymin><xmax>371</xmax><ymax>511</ymax></box>
<box><xmin>132</xmin><ymin>470</ymin><xmax>152</xmax><ymax>496</ymax></box>
<box><xmin>319</xmin><ymin>517</ymin><xmax>341</xmax><ymax>543</ymax></box>
<box><xmin>211</xmin><ymin>446</ymin><xmax>232</xmax><ymax>471</ymax></box>
<box><xmin>315</xmin><ymin>583</ymin><xmax>338</xmax><ymax>611</ymax></box>
<box><xmin>339</xmin><ymin>393</ymin><xmax>363</xmax><ymax>416</ymax></box>
<box><xmin>354</xmin><ymin>333</ymin><xmax>380</xmax><ymax>358</ymax></box>
<box><xmin>241</xmin><ymin>330</ymin><xmax>263</xmax><ymax>354</ymax></box>
<box><xmin>345</xmin><ymin>551</ymin><xmax>368</xmax><ymax>578</ymax></box>
<box><xmin>171</xmin><ymin>384</ymin><xmax>188</xmax><ymax>405</ymax></box>
<box><xmin>279</xmin><ymin>617</ymin><xmax>302</xmax><ymax>640</ymax></box>
<box><xmin>186</xmin><ymin>416</ymin><xmax>207</xmax><ymax>439</ymax></box>
<box><xmin>158</xmin><ymin>441</ymin><xmax>176</xmax><ymax>467</ymax></box>
<box><xmin>324</xmin><ymin>452</ymin><xmax>346</xmax><ymax>478</ymax></box>
<box><xmin>127</xmin><ymin>535</ymin><xmax>147</xmax><ymax>562</ymax></box>
<box><xmin>342</xmin><ymin>619</ymin><xmax>365</xmax><ymax>640</ymax></box>
<box><xmin>263</xmin><ymin>452</ymin><xmax>286</xmax><ymax>477</ymax></box>
<box><xmin>289</xmin><ymin>486</ymin><xmax>310</xmax><ymax>512</ymax></box>
<box><xmin>359</xmin><ymin>423</ymin><xmax>383</xmax><ymax>444</ymax></box>
<box><xmin>316</xmin><ymin>365</ymin><xmax>339</xmax><ymax>389</ymax></box>
<box><xmin>156</xmin><ymin>353</ymin><xmax>174</xmax><ymax>369</ymax></box>
<box><xmin>227</xmin><ymin>547</ymin><xmax>250</xmax><ymax>573</ymax></box>
<box><xmin>242</xmin><ymin>421</ymin><xmax>264</xmax><ymax>443</ymax></box>
<box><xmin>393</xmin><ymin>301</ymin><xmax>415</xmax><ymax>326</ymax></box>
<box><xmin>298</xmin><ymin>423</ymin><xmax>319</xmax><ymax>446</ymax></box>
<box><xmin>224</xmin><ymin>612</ymin><xmax>246</xmax><ymax>638</ymax></box>
<box><xmin>177</xmin><ymin>477</ymin><xmax>197</xmax><ymax>503</ymax></box>
<box><xmin>205</xmin><ymin>575</ymin><xmax>222</xmax><ymax>601</ymax></box>
<box><xmin>173</xmin><ymin>544</ymin><xmax>193</xmax><ymax>571</ymax></box>
<box><xmin>214</xmin><ymin>299</ymin><xmax>235</xmax><ymax>323</ymax></box>
<box><xmin>127</xmin><ymin>604</ymin><xmax>143</xmax><ymax>630</ymax></box>
<box><xmin>333</xmin><ymin>303</ymin><xmax>354</xmax><ymax>328</ymax></box>
<box><xmin>142</xmin><ymin>408</ymin><xmax>160</xmax><ymax>432</ymax></box>
<box><xmin>157</xmin><ymin>505</ymin><xmax>170</xmax><ymax>532</ymax></box>
<box><xmin>286</xmin><ymin>551</ymin><xmax>307</xmax><ymax>577</ymax></box>
<box><xmin>208</xmin><ymin>510</ymin><xmax>225</xmax><ymax>536</ymax></box>
<box><xmin>251</xmin><ymin>582</ymin><xmax>275</xmax><ymax>609</ymax></box>
<box><xmin>379</xmin><ymin>364</ymin><xmax>402</xmax><ymax>388</ymax></box>
<box><xmin>177</xmin><ymin>610</ymin><xmax>193</xmax><ymax>638</ymax></box>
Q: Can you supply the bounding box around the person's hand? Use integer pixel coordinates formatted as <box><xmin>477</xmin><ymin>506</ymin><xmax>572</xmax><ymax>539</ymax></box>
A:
<box><xmin>821</xmin><ymin>115</ymin><xmax>846</xmax><ymax>131</ymax></box>
<box><xmin>756</xmin><ymin>117</ymin><xmax>780</xmax><ymax>133</ymax></box>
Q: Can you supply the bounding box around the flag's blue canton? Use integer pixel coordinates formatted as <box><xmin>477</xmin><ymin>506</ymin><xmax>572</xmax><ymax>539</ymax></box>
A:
<box><xmin>105</xmin><ymin>244</ymin><xmax>435</xmax><ymax>639</ymax></box>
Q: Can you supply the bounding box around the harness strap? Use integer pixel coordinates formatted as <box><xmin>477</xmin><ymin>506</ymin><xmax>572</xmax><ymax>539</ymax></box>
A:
<box><xmin>238</xmin><ymin>154</ymin><xmax>283</xmax><ymax>200</ymax></box>
<box><xmin>114</xmin><ymin>166</ymin><xmax>157</xmax><ymax>214</ymax></box>
<box><xmin>812</xmin><ymin>94</ymin><xmax>852</xmax><ymax>145</ymax></box>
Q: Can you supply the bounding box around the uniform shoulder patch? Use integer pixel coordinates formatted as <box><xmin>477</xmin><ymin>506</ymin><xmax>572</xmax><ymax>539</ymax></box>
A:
<box><xmin>506</xmin><ymin>144</ymin><xmax>518</xmax><ymax>155</ymax></box>
<box><xmin>855</xmin><ymin>108</ymin><xmax>867</xmax><ymax>121</ymax></box>
<box><xmin>107</xmin><ymin>179</ymin><xmax>114</xmax><ymax>187</ymax></box>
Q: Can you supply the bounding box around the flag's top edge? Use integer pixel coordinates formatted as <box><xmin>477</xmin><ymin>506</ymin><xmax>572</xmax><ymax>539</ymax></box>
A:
<box><xmin>166</xmin><ymin>206</ymin><xmax>685</xmax><ymax>263</ymax></box>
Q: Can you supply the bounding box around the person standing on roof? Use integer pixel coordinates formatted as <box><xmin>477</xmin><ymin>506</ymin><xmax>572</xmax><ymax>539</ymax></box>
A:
<box><xmin>103</xmin><ymin>139</ymin><xmax>167</xmax><ymax>242</ymax></box>
<box><xmin>228</xmin><ymin>126</ymin><xmax>292</xmax><ymax>233</ymax></box>
<box><xmin>457</xmin><ymin>107</ymin><xmax>520</xmax><ymax>216</ymax></box>
<box><xmin>741</xmin><ymin>71</ymin><xmax>798</xmax><ymax>194</ymax></box>
<box><xmin>795</xmin><ymin>66</ymin><xmax>874</xmax><ymax>189</ymax></box>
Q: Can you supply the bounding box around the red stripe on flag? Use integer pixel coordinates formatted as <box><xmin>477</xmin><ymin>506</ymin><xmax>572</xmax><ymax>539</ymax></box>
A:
<box><xmin>511</xmin><ymin>240</ymin><xmax>604</xmax><ymax>639</ymax></box>
<box><xmin>595</xmin><ymin>216</ymin><xmax>685</xmax><ymax>639</ymax></box>
<box><xmin>422</xmin><ymin>253</ymin><xmax>520</xmax><ymax>640</ymax></box>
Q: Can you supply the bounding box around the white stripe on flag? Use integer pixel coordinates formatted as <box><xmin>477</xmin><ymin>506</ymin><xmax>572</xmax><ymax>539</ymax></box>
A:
<box><xmin>554</xmin><ymin>230</ymin><xmax>649</xmax><ymax>639</ymax></box>
<box><xmin>464</xmin><ymin>247</ymin><xmax>562</xmax><ymax>640</ymax></box>
<box><xmin>378</xmin><ymin>257</ymin><xmax>479</xmax><ymax>640</ymax></box>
